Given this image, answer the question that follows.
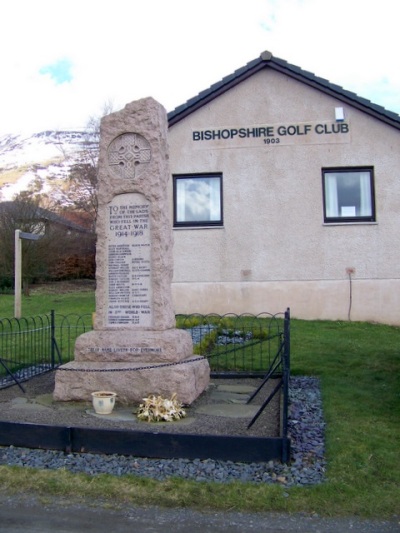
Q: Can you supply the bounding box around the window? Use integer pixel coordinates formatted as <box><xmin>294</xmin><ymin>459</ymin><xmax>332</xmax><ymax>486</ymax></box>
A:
<box><xmin>322</xmin><ymin>167</ymin><xmax>375</xmax><ymax>223</ymax></box>
<box><xmin>173</xmin><ymin>174</ymin><xmax>223</xmax><ymax>227</ymax></box>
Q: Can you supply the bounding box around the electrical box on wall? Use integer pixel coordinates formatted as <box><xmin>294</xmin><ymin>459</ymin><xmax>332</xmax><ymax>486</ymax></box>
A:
<box><xmin>335</xmin><ymin>107</ymin><xmax>345</xmax><ymax>121</ymax></box>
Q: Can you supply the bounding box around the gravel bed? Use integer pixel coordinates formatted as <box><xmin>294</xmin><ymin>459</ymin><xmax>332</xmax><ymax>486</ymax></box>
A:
<box><xmin>0</xmin><ymin>376</ymin><xmax>326</xmax><ymax>486</ymax></box>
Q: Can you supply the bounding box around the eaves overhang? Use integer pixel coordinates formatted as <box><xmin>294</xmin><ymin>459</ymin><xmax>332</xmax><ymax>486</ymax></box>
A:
<box><xmin>168</xmin><ymin>51</ymin><xmax>400</xmax><ymax>131</ymax></box>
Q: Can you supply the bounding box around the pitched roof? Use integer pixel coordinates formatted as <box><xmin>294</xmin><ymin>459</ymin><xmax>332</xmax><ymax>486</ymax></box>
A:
<box><xmin>0</xmin><ymin>201</ymin><xmax>91</xmax><ymax>233</ymax></box>
<box><xmin>168</xmin><ymin>51</ymin><xmax>400</xmax><ymax>131</ymax></box>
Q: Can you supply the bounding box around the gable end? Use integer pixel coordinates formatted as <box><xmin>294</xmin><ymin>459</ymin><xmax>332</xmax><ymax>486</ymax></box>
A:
<box><xmin>168</xmin><ymin>52</ymin><xmax>400</xmax><ymax>131</ymax></box>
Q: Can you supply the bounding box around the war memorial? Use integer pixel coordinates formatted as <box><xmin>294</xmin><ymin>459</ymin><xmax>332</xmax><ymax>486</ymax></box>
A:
<box><xmin>54</xmin><ymin>97</ymin><xmax>210</xmax><ymax>405</ymax></box>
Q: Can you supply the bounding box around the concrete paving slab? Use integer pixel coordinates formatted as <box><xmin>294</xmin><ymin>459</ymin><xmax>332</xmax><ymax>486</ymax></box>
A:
<box><xmin>8</xmin><ymin>382</ymin><xmax>263</xmax><ymax>421</ymax></box>
<box><xmin>216</xmin><ymin>384</ymin><xmax>256</xmax><ymax>394</ymax></box>
<box><xmin>208</xmin><ymin>390</ymin><xmax>250</xmax><ymax>403</ymax></box>
<box><xmin>196</xmin><ymin>403</ymin><xmax>259</xmax><ymax>418</ymax></box>
<box><xmin>9</xmin><ymin>398</ymin><xmax>52</xmax><ymax>412</ymax></box>
<box><xmin>85</xmin><ymin>407</ymin><xmax>196</xmax><ymax>426</ymax></box>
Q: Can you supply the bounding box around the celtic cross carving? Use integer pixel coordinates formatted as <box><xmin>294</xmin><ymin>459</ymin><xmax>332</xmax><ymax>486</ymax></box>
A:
<box><xmin>107</xmin><ymin>133</ymin><xmax>151</xmax><ymax>179</ymax></box>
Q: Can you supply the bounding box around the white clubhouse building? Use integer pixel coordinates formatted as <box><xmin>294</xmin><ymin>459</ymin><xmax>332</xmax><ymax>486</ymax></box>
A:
<box><xmin>167</xmin><ymin>51</ymin><xmax>400</xmax><ymax>325</ymax></box>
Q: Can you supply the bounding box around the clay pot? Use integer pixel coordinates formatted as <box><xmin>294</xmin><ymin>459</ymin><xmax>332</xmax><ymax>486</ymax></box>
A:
<box><xmin>91</xmin><ymin>391</ymin><xmax>117</xmax><ymax>415</ymax></box>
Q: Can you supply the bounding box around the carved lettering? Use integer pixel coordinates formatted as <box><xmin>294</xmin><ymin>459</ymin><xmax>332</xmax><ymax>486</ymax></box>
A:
<box><xmin>107</xmin><ymin>195</ymin><xmax>153</xmax><ymax>326</ymax></box>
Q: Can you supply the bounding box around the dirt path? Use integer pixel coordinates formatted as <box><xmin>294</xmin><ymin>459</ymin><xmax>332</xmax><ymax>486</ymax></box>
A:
<box><xmin>0</xmin><ymin>495</ymin><xmax>399</xmax><ymax>533</ymax></box>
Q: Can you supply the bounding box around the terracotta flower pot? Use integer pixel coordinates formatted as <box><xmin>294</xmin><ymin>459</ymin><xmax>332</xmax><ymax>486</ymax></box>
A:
<box><xmin>91</xmin><ymin>391</ymin><xmax>117</xmax><ymax>415</ymax></box>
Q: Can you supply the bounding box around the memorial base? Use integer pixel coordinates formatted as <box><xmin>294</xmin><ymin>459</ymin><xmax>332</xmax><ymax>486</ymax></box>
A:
<box><xmin>53</xmin><ymin>358</ymin><xmax>210</xmax><ymax>405</ymax></box>
<box><xmin>73</xmin><ymin>328</ymin><xmax>194</xmax><ymax>363</ymax></box>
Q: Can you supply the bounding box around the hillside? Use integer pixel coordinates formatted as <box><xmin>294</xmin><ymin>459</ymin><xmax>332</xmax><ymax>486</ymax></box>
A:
<box><xmin>0</xmin><ymin>130</ymin><xmax>98</xmax><ymax>204</ymax></box>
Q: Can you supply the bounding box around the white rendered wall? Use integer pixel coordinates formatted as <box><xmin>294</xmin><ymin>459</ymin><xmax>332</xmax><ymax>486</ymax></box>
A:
<box><xmin>168</xmin><ymin>70</ymin><xmax>400</xmax><ymax>325</ymax></box>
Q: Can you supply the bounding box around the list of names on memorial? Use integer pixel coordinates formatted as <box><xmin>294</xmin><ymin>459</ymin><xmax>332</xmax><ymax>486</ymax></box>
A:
<box><xmin>107</xmin><ymin>194</ymin><xmax>152</xmax><ymax>326</ymax></box>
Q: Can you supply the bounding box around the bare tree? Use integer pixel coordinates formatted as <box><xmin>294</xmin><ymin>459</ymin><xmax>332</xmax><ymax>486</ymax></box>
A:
<box><xmin>64</xmin><ymin>100</ymin><xmax>114</xmax><ymax>229</ymax></box>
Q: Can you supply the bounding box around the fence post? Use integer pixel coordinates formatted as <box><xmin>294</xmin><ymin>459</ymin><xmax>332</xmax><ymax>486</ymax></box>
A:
<box><xmin>281</xmin><ymin>307</ymin><xmax>291</xmax><ymax>462</ymax></box>
<box><xmin>14</xmin><ymin>230</ymin><xmax>22</xmax><ymax>319</ymax></box>
<box><xmin>50</xmin><ymin>310</ymin><xmax>56</xmax><ymax>369</ymax></box>
<box><xmin>283</xmin><ymin>307</ymin><xmax>291</xmax><ymax>377</ymax></box>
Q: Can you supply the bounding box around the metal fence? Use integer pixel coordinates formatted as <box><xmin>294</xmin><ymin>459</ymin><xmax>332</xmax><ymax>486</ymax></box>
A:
<box><xmin>0</xmin><ymin>309</ymin><xmax>290</xmax><ymax>456</ymax></box>
<box><xmin>54</xmin><ymin>312</ymin><xmax>93</xmax><ymax>367</ymax></box>
<box><xmin>0</xmin><ymin>309</ymin><xmax>290</xmax><ymax>395</ymax></box>
<box><xmin>0</xmin><ymin>311</ymin><xmax>93</xmax><ymax>391</ymax></box>
<box><xmin>0</xmin><ymin>313</ymin><xmax>53</xmax><ymax>391</ymax></box>
<box><xmin>176</xmin><ymin>311</ymin><xmax>288</xmax><ymax>377</ymax></box>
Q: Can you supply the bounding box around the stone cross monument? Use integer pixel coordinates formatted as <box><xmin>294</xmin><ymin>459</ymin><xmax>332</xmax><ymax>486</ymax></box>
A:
<box><xmin>54</xmin><ymin>98</ymin><xmax>210</xmax><ymax>405</ymax></box>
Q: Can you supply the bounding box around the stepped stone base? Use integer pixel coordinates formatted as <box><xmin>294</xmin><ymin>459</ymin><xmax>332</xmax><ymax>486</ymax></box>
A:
<box><xmin>73</xmin><ymin>328</ymin><xmax>194</xmax><ymax>363</ymax></box>
<box><xmin>53</xmin><ymin>358</ymin><xmax>210</xmax><ymax>405</ymax></box>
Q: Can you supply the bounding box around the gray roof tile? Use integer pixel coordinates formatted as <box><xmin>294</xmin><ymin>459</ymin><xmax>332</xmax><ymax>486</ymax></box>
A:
<box><xmin>168</xmin><ymin>51</ymin><xmax>400</xmax><ymax>130</ymax></box>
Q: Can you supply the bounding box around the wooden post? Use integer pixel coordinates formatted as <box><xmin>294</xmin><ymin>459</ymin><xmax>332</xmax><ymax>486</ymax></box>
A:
<box><xmin>14</xmin><ymin>230</ymin><xmax>42</xmax><ymax>318</ymax></box>
<box><xmin>14</xmin><ymin>229</ymin><xmax>22</xmax><ymax>318</ymax></box>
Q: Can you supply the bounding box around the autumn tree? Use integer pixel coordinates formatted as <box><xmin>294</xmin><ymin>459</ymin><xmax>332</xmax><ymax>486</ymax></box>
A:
<box><xmin>0</xmin><ymin>195</ymin><xmax>45</xmax><ymax>285</ymax></box>
<box><xmin>0</xmin><ymin>193</ymin><xmax>95</xmax><ymax>291</ymax></box>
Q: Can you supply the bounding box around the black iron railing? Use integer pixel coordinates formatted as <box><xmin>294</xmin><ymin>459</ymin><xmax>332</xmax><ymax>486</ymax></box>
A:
<box><xmin>0</xmin><ymin>313</ymin><xmax>53</xmax><ymax>391</ymax></box>
<box><xmin>0</xmin><ymin>310</ymin><xmax>290</xmax><ymax>447</ymax></box>
<box><xmin>176</xmin><ymin>311</ymin><xmax>287</xmax><ymax>376</ymax></box>
<box><xmin>176</xmin><ymin>310</ymin><xmax>291</xmax><ymax>460</ymax></box>
<box><xmin>0</xmin><ymin>311</ymin><xmax>92</xmax><ymax>391</ymax></box>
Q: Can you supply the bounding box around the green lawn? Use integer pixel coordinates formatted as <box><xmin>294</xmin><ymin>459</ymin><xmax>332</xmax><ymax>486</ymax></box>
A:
<box><xmin>0</xmin><ymin>288</ymin><xmax>399</xmax><ymax>518</ymax></box>
<box><xmin>0</xmin><ymin>290</ymin><xmax>95</xmax><ymax>318</ymax></box>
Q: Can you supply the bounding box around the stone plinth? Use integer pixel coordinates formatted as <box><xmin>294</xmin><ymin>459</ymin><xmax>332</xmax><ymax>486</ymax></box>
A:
<box><xmin>54</xmin><ymin>97</ymin><xmax>210</xmax><ymax>405</ymax></box>
<box><xmin>53</xmin><ymin>358</ymin><xmax>210</xmax><ymax>405</ymax></box>
<box><xmin>73</xmin><ymin>328</ymin><xmax>194</xmax><ymax>363</ymax></box>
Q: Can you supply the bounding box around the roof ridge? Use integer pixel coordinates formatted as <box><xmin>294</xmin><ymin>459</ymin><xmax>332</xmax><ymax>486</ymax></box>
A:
<box><xmin>168</xmin><ymin>51</ymin><xmax>400</xmax><ymax>130</ymax></box>
<box><xmin>0</xmin><ymin>201</ymin><xmax>91</xmax><ymax>233</ymax></box>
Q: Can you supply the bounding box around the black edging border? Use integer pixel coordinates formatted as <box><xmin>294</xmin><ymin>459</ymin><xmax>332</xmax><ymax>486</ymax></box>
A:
<box><xmin>0</xmin><ymin>378</ymin><xmax>290</xmax><ymax>463</ymax></box>
<box><xmin>0</xmin><ymin>369</ymin><xmax>290</xmax><ymax>464</ymax></box>
<box><xmin>0</xmin><ymin>421</ymin><xmax>289</xmax><ymax>463</ymax></box>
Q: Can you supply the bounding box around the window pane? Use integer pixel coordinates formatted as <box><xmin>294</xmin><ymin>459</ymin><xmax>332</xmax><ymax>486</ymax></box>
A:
<box><xmin>323</xmin><ymin>169</ymin><xmax>374</xmax><ymax>221</ymax></box>
<box><xmin>175</xmin><ymin>175</ymin><xmax>222</xmax><ymax>225</ymax></box>
<box><xmin>325</xmin><ymin>174</ymin><xmax>339</xmax><ymax>217</ymax></box>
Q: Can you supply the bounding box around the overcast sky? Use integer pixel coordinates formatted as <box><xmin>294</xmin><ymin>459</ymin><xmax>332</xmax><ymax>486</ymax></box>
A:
<box><xmin>1</xmin><ymin>0</ymin><xmax>399</xmax><ymax>136</ymax></box>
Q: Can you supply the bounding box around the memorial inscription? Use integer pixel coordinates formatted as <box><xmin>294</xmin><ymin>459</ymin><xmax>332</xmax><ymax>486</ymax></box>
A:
<box><xmin>107</xmin><ymin>193</ymin><xmax>153</xmax><ymax>327</ymax></box>
<box><xmin>85</xmin><ymin>347</ymin><xmax>162</xmax><ymax>355</ymax></box>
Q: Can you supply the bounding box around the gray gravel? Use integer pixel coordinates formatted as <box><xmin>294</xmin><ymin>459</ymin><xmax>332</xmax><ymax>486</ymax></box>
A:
<box><xmin>0</xmin><ymin>376</ymin><xmax>325</xmax><ymax>486</ymax></box>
